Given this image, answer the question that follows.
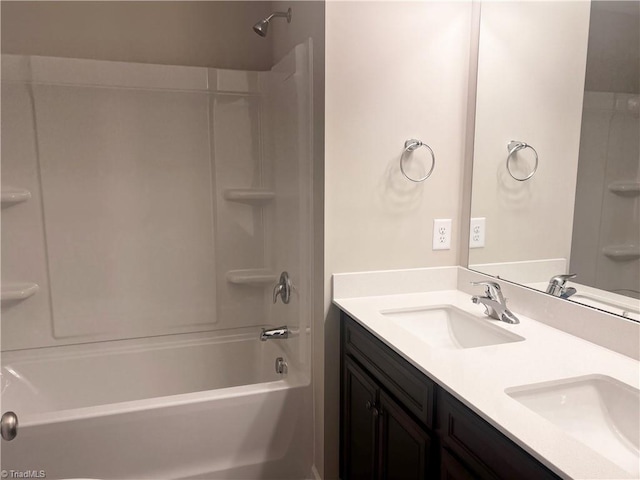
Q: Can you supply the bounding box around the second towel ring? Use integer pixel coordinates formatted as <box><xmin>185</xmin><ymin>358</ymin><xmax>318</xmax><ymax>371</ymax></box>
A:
<box><xmin>506</xmin><ymin>141</ymin><xmax>538</xmax><ymax>182</ymax></box>
<box><xmin>400</xmin><ymin>139</ymin><xmax>436</xmax><ymax>183</ymax></box>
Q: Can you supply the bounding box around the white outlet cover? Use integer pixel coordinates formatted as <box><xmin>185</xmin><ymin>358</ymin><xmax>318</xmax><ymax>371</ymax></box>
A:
<box><xmin>470</xmin><ymin>217</ymin><xmax>485</xmax><ymax>248</ymax></box>
<box><xmin>433</xmin><ymin>219</ymin><xmax>452</xmax><ymax>250</ymax></box>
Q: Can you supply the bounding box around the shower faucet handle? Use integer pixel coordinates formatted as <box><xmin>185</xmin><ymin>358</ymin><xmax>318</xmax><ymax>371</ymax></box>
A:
<box><xmin>273</xmin><ymin>271</ymin><xmax>291</xmax><ymax>304</ymax></box>
<box><xmin>1</xmin><ymin>411</ymin><xmax>18</xmax><ymax>441</ymax></box>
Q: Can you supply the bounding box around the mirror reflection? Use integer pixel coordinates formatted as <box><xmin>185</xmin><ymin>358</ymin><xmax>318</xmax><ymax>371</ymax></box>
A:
<box><xmin>468</xmin><ymin>1</ymin><xmax>639</xmax><ymax>321</ymax></box>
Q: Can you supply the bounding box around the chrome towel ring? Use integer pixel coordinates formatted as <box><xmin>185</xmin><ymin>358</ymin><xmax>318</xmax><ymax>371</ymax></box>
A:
<box><xmin>400</xmin><ymin>139</ymin><xmax>436</xmax><ymax>183</ymax></box>
<box><xmin>506</xmin><ymin>141</ymin><xmax>538</xmax><ymax>182</ymax></box>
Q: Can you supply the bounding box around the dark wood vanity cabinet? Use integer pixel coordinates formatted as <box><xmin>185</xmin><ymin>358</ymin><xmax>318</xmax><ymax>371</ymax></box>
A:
<box><xmin>343</xmin><ymin>357</ymin><xmax>433</xmax><ymax>480</ymax></box>
<box><xmin>340</xmin><ymin>312</ymin><xmax>560</xmax><ymax>480</ymax></box>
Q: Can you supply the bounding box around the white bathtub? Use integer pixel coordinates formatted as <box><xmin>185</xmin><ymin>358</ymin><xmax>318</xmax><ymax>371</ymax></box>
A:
<box><xmin>0</xmin><ymin>330</ymin><xmax>312</xmax><ymax>479</ymax></box>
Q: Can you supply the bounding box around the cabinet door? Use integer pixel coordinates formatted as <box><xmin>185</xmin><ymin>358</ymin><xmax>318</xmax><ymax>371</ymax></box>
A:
<box><xmin>378</xmin><ymin>390</ymin><xmax>433</xmax><ymax>480</ymax></box>
<box><xmin>440</xmin><ymin>448</ymin><xmax>479</xmax><ymax>480</ymax></box>
<box><xmin>342</xmin><ymin>357</ymin><xmax>379</xmax><ymax>480</ymax></box>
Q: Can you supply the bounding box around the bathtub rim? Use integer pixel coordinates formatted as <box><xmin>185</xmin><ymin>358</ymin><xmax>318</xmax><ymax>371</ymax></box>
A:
<box><xmin>10</xmin><ymin>370</ymin><xmax>309</xmax><ymax>428</ymax></box>
<box><xmin>2</xmin><ymin>327</ymin><xmax>310</xmax><ymax>427</ymax></box>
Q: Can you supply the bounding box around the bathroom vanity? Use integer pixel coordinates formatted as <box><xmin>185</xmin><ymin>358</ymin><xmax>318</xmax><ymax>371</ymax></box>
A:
<box><xmin>334</xmin><ymin>267</ymin><xmax>640</xmax><ymax>480</ymax></box>
<box><xmin>341</xmin><ymin>312</ymin><xmax>558</xmax><ymax>480</ymax></box>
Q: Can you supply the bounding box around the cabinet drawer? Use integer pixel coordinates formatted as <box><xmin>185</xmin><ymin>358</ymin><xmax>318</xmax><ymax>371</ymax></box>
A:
<box><xmin>342</xmin><ymin>312</ymin><xmax>435</xmax><ymax>428</ymax></box>
<box><xmin>437</xmin><ymin>389</ymin><xmax>560</xmax><ymax>480</ymax></box>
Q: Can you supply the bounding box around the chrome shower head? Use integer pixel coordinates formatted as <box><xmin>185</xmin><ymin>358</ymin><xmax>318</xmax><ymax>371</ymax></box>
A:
<box><xmin>253</xmin><ymin>19</ymin><xmax>269</xmax><ymax>37</ymax></box>
<box><xmin>252</xmin><ymin>8</ymin><xmax>291</xmax><ymax>37</ymax></box>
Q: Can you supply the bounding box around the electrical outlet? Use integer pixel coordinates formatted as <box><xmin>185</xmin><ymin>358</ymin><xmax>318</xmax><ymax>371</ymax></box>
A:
<box><xmin>432</xmin><ymin>219</ymin><xmax>452</xmax><ymax>250</ymax></box>
<box><xmin>470</xmin><ymin>217</ymin><xmax>485</xmax><ymax>248</ymax></box>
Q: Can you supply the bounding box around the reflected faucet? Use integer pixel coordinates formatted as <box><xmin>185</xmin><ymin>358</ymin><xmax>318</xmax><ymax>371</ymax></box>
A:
<box><xmin>471</xmin><ymin>281</ymin><xmax>520</xmax><ymax>324</ymax></box>
<box><xmin>546</xmin><ymin>274</ymin><xmax>577</xmax><ymax>299</ymax></box>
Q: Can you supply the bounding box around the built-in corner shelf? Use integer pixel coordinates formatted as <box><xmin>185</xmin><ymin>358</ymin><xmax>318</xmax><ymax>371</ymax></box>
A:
<box><xmin>1</xmin><ymin>282</ymin><xmax>39</xmax><ymax>303</ymax></box>
<box><xmin>602</xmin><ymin>245</ymin><xmax>640</xmax><ymax>261</ymax></box>
<box><xmin>608</xmin><ymin>181</ymin><xmax>640</xmax><ymax>197</ymax></box>
<box><xmin>226</xmin><ymin>269</ymin><xmax>278</xmax><ymax>285</ymax></box>
<box><xmin>223</xmin><ymin>189</ymin><xmax>275</xmax><ymax>205</ymax></box>
<box><xmin>1</xmin><ymin>186</ymin><xmax>32</xmax><ymax>207</ymax></box>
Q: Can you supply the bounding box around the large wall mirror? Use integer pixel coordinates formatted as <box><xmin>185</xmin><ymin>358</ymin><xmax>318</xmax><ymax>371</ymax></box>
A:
<box><xmin>468</xmin><ymin>1</ymin><xmax>639</xmax><ymax>321</ymax></box>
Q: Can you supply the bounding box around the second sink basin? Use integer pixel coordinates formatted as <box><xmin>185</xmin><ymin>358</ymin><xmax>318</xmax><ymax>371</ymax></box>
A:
<box><xmin>380</xmin><ymin>305</ymin><xmax>524</xmax><ymax>350</ymax></box>
<box><xmin>507</xmin><ymin>375</ymin><xmax>640</xmax><ymax>476</ymax></box>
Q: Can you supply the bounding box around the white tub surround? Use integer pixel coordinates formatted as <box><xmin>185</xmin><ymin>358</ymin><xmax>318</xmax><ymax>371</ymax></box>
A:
<box><xmin>1</xmin><ymin>45</ymin><xmax>313</xmax><ymax>352</ymax></box>
<box><xmin>1</xmin><ymin>42</ymin><xmax>314</xmax><ymax>480</ymax></box>
<box><xmin>333</xmin><ymin>267</ymin><xmax>640</xmax><ymax>480</ymax></box>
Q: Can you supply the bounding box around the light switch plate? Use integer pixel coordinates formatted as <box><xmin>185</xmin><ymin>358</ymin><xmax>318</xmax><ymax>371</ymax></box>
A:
<box><xmin>433</xmin><ymin>219</ymin><xmax>452</xmax><ymax>250</ymax></box>
<box><xmin>470</xmin><ymin>217</ymin><xmax>485</xmax><ymax>248</ymax></box>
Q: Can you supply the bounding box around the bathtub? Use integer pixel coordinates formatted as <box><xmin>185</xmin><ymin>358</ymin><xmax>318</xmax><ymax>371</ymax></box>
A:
<box><xmin>0</xmin><ymin>329</ymin><xmax>312</xmax><ymax>479</ymax></box>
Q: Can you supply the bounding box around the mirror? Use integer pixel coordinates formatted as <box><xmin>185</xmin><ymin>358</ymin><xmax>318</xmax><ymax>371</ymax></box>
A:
<box><xmin>468</xmin><ymin>1</ymin><xmax>639</xmax><ymax>321</ymax></box>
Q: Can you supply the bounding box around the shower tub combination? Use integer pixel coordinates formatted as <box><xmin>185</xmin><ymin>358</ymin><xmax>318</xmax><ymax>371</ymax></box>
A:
<box><xmin>1</xmin><ymin>35</ymin><xmax>314</xmax><ymax>480</ymax></box>
<box><xmin>1</xmin><ymin>331</ymin><xmax>311</xmax><ymax>479</ymax></box>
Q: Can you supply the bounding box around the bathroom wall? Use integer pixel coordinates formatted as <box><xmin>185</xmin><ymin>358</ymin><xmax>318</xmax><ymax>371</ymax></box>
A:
<box><xmin>1</xmin><ymin>1</ymin><xmax>273</xmax><ymax>71</ymax></box>
<box><xmin>468</xmin><ymin>2</ymin><xmax>591</xmax><ymax>266</ymax></box>
<box><xmin>324</xmin><ymin>2</ymin><xmax>474</xmax><ymax>477</ymax></box>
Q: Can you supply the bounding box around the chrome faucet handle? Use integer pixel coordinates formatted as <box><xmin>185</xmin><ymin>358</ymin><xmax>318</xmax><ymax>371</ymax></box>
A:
<box><xmin>470</xmin><ymin>281</ymin><xmax>504</xmax><ymax>303</ymax></box>
<box><xmin>549</xmin><ymin>273</ymin><xmax>577</xmax><ymax>287</ymax></box>
<box><xmin>470</xmin><ymin>281</ymin><xmax>519</xmax><ymax>324</ymax></box>
<box><xmin>546</xmin><ymin>273</ymin><xmax>577</xmax><ymax>296</ymax></box>
<box><xmin>273</xmin><ymin>271</ymin><xmax>291</xmax><ymax>304</ymax></box>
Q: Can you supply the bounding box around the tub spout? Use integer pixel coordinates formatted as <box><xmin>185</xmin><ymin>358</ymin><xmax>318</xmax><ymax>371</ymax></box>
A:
<box><xmin>260</xmin><ymin>326</ymin><xmax>289</xmax><ymax>341</ymax></box>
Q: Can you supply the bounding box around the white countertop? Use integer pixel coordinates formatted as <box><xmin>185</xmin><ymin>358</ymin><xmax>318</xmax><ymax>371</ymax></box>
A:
<box><xmin>333</xmin><ymin>288</ymin><xmax>640</xmax><ymax>479</ymax></box>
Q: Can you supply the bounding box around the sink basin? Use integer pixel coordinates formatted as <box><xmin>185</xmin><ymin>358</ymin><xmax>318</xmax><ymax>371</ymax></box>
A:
<box><xmin>380</xmin><ymin>305</ymin><xmax>524</xmax><ymax>350</ymax></box>
<box><xmin>506</xmin><ymin>375</ymin><xmax>640</xmax><ymax>476</ymax></box>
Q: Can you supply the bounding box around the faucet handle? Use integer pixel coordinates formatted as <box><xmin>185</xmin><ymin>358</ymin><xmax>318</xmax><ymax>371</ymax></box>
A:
<box><xmin>471</xmin><ymin>281</ymin><xmax>504</xmax><ymax>302</ymax></box>
<box><xmin>273</xmin><ymin>271</ymin><xmax>291</xmax><ymax>304</ymax></box>
<box><xmin>549</xmin><ymin>273</ymin><xmax>576</xmax><ymax>287</ymax></box>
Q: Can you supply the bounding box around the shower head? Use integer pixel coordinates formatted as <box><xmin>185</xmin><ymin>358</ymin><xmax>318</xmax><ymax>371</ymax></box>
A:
<box><xmin>252</xmin><ymin>8</ymin><xmax>292</xmax><ymax>37</ymax></box>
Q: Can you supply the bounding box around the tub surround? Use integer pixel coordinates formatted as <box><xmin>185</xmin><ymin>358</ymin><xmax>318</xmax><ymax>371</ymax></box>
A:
<box><xmin>333</xmin><ymin>267</ymin><xmax>640</xmax><ymax>479</ymax></box>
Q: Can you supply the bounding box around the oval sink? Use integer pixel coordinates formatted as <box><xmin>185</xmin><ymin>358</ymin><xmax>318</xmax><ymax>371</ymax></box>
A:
<box><xmin>506</xmin><ymin>375</ymin><xmax>640</xmax><ymax>476</ymax></box>
<box><xmin>380</xmin><ymin>305</ymin><xmax>524</xmax><ymax>349</ymax></box>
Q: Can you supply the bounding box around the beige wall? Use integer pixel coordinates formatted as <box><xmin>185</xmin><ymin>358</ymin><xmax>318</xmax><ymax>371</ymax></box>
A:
<box><xmin>1</xmin><ymin>1</ymin><xmax>274</xmax><ymax>70</ymax></box>
<box><xmin>324</xmin><ymin>1</ymin><xmax>473</xmax><ymax>477</ymax></box>
<box><xmin>468</xmin><ymin>2</ymin><xmax>590</xmax><ymax>269</ymax></box>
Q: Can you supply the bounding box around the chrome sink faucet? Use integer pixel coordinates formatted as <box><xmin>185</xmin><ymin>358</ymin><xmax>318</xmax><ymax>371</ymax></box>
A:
<box><xmin>471</xmin><ymin>281</ymin><xmax>520</xmax><ymax>324</ymax></box>
<box><xmin>546</xmin><ymin>273</ymin><xmax>577</xmax><ymax>299</ymax></box>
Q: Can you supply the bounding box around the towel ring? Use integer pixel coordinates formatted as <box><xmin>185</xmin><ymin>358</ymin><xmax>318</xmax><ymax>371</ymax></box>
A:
<box><xmin>400</xmin><ymin>139</ymin><xmax>436</xmax><ymax>183</ymax></box>
<box><xmin>506</xmin><ymin>141</ymin><xmax>538</xmax><ymax>182</ymax></box>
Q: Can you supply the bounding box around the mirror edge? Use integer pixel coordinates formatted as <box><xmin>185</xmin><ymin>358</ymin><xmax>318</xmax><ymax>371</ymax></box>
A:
<box><xmin>458</xmin><ymin>0</ymin><xmax>481</xmax><ymax>267</ymax></box>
